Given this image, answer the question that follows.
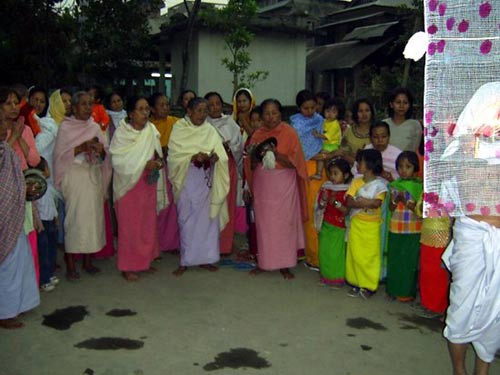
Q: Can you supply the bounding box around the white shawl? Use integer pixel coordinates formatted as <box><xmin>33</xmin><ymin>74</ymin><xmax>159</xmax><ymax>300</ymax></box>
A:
<box><xmin>168</xmin><ymin>116</ymin><xmax>230</xmax><ymax>228</ymax></box>
<box><xmin>110</xmin><ymin>120</ymin><xmax>168</xmax><ymax>212</ymax></box>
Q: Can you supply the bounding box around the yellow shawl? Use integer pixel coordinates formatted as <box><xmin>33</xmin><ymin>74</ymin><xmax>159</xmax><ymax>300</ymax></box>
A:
<box><xmin>48</xmin><ymin>90</ymin><xmax>66</xmax><ymax>125</ymax></box>
<box><xmin>167</xmin><ymin>116</ymin><xmax>229</xmax><ymax>228</ymax></box>
<box><xmin>110</xmin><ymin>120</ymin><xmax>168</xmax><ymax>212</ymax></box>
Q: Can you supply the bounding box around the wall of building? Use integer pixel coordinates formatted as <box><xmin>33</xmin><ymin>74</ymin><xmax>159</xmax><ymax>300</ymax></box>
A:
<box><xmin>170</xmin><ymin>28</ymin><xmax>306</xmax><ymax>106</ymax></box>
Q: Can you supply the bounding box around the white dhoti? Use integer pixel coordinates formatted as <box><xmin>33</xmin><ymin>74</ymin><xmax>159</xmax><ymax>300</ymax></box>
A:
<box><xmin>442</xmin><ymin>216</ymin><xmax>500</xmax><ymax>363</ymax></box>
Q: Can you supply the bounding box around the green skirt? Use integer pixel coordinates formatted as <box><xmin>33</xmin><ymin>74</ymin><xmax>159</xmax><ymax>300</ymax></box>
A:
<box><xmin>386</xmin><ymin>232</ymin><xmax>421</xmax><ymax>298</ymax></box>
<box><xmin>318</xmin><ymin>222</ymin><xmax>346</xmax><ymax>285</ymax></box>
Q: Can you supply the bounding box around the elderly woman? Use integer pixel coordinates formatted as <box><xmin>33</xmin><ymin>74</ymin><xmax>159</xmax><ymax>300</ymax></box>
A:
<box><xmin>0</xmin><ymin>108</ymin><xmax>40</xmax><ymax>329</ymax></box>
<box><xmin>245</xmin><ymin>99</ymin><xmax>308</xmax><ymax>279</ymax></box>
<box><xmin>148</xmin><ymin>92</ymin><xmax>180</xmax><ymax>254</ymax></box>
<box><xmin>110</xmin><ymin>96</ymin><xmax>168</xmax><ymax>281</ymax></box>
<box><xmin>205</xmin><ymin>91</ymin><xmax>243</xmax><ymax>258</ymax></box>
<box><xmin>53</xmin><ymin>91</ymin><xmax>111</xmax><ymax>281</ymax></box>
<box><xmin>168</xmin><ymin>97</ymin><xmax>229</xmax><ymax>276</ymax></box>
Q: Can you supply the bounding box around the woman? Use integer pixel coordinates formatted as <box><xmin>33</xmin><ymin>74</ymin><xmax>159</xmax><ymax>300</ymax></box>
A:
<box><xmin>53</xmin><ymin>91</ymin><xmax>111</xmax><ymax>281</ymax></box>
<box><xmin>383</xmin><ymin>87</ymin><xmax>422</xmax><ymax>152</ymax></box>
<box><xmin>168</xmin><ymin>97</ymin><xmax>229</xmax><ymax>276</ymax></box>
<box><xmin>232</xmin><ymin>88</ymin><xmax>256</xmax><ymax>139</ymax></box>
<box><xmin>177</xmin><ymin>89</ymin><xmax>197</xmax><ymax>116</ymax></box>
<box><xmin>245</xmin><ymin>99</ymin><xmax>308</xmax><ymax>279</ymax></box>
<box><xmin>0</xmin><ymin>108</ymin><xmax>40</xmax><ymax>330</ymax></box>
<box><xmin>149</xmin><ymin>92</ymin><xmax>180</xmax><ymax>254</ymax></box>
<box><xmin>105</xmin><ymin>91</ymin><xmax>127</xmax><ymax>140</ymax></box>
<box><xmin>341</xmin><ymin>98</ymin><xmax>375</xmax><ymax>164</ymax></box>
<box><xmin>110</xmin><ymin>96</ymin><xmax>168</xmax><ymax>281</ymax></box>
<box><xmin>205</xmin><ymin>92</ymin><xmax>243</xmax><ymax>257</ymax></box>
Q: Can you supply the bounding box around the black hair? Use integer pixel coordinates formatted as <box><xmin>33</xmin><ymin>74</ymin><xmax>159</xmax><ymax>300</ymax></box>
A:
<box><xmin>204</xmin><ymin>91</ymin><xmax>224</xmax><ymax>105</ymax></box>
<box><xmin>0</xmin><ymin>87</ymin><xmax>20</xmax><ymax>104</ymax></box>
<box><xmin>27</xmin><ymin>87</ymin><xmax>49</xmax><ymax>117</ymax></box>
<box><xmin>352</xmin><ymin>98</ymin><xmax>375</xmax><ymax>125</ymax></box>
<box><xmin>250</xmin><ymin>106</ymin><xmax>261</xmax><ymax>117</ymax></box>
<box><xmin>260</xmin><ymin>98</ymin><xmax>282</xmax><ymax>113</ymax></box>
<box><xmin>60</xmin><ymin>88</ymin><xmax>72</xmax><ymax>98</ymax></box>
<box><xmin>178</xmin><ymin>89</ymin><xmax>197</xmax><ymax>107</ymax></box>
<box><xmin>323</xmin><ymin>98</ymin><xmax>345</xmax><ymax>120</ymax></box>
<box><xmin>327</xmin><ymin>157</ymin><xmax>353</xmax><ymax>183</ymax></box>
<box><xmin>396</xmin><ymin>150</ymin><xmax>420</xmax><ymax>173</ymax></box>
<box><xmin>34</xmin><ymin>157</ymin><xmax>48</xmax><ymax>172</ymax></box>
<box><xmin>295</xmin><ymin>89</ymin><xmax>316</xmax><ymax>108</ymax></box>
<box><xmin>148</xmin><ymin>92</ymin><xmax>168</xmax><ymax>109</ymax></box>
<box><xmin>356</xmin><ymin>149</ymin><xmax>383</xmax><ymax>175</ymax></box>
<box><xmin>125</xmin><ymin>95</ymin><xmax>149</xmax><ymax>115</ymax></box>
<box><xmin>186</xmin><ymin>97</ymin><xmax>208</xmax><ymax>111</ymax></box>
<box><xmin>234</xmin><ymin>88</ymin><xmax>252</xmax><ymax>102</ymax></box>
<box><xmin>387</xmin><ymin>87</ymin><xmax>414</xmax><ymax>119</ymax></box>
<box><xmin>88</xmin><ymin>85</ymin><xmax>104</xmax><ymax>103</ymax></box>
<box><xmin>315</xmin><ymin>91</ymin><xmax>330</xmax><ymax>102</ymax></box>
<box><xmin>105</xmin><ymin>90</ymin><xmax>125</xmax><ymax>110</ymax></box>
<box><xmin>369</xmin><ymin>120</ymin><xmax>391</xmax><ymax>137</ymax></box>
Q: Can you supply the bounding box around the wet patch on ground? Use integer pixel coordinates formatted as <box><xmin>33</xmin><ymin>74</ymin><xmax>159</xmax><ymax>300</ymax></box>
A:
<box><xmin>347</xmin><ymin>334</ymin><xmax>356</xmax><ymax>337</ymax></box>
<box><xmin>399</xmin><ymin>324</ymin><xmax>418</xmax><ymax>330</ymax></box>
<box><xmin>203</xmin><ymin>348</ymin><xmax>271</xmax><ymax>371</ymax></box>
<box><xmin>346</xmin><ymin>317</ymin><xmax>387</xmax><ymax>331</ymax></box>
<box><xmin>83</xmin><ymin>369</ymin><xmax>94</xmax><ymax>375</ymax></box>
<box><xmin>360</xmin><ymin>345</ymin><xmax>372</xmax><ymax>351</ymax></box>
<box><xmin>105</xmin><ymin>309</ymin><xmax>137</xmax><ymax>317</ymax></box>
<box><xmin>279</xmin><ymin>343</ymin><xmax>288</xmax><ymax>347</ymax></box>
<box><xmin>392</xmin><ymin>313</ymin><xmax>443</xmax><ymax>333</ymax></box>
<box><xmin>42</xmin><ymin>306</ymin><xmax>88</xmax><ymax>330</ymax></box>
<box><xmin>74</xmin><ymin>337</ymin><xmax>144</xmax><ymax>350</ymax></box>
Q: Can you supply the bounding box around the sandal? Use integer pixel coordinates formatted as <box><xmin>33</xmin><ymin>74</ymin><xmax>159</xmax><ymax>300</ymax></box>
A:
<box><xmin>279</xmin><ymin>268</ymin><xmax>295</xmax><ymax>280</ymax></box>
<box><xmin>122</xmin><ymin>272</ymin><xmax>139</xmax><ymax>282</ymax></box>
<box><xmin>0</xmin><ymin>318</ymin><xmax>24</xmax><ymax>330</ymax></box>
<box><xmin>65</xmin><ymin>271</ymin><xmax>81</xmax><ymax>282</ymax></box>
<box><xmin>172</xmin><ymin>266</ymin><xmax>188</xmax><ymax>277</ymax></box>
<box><xmin>199</xmin><ymin>264</ymin><xmax>218</xmax><ymax>272</ymax></box>
<box><xmin>83</xmin><ymin>265</ymin><xmax>101</xmax><ymax>275</ymax></box>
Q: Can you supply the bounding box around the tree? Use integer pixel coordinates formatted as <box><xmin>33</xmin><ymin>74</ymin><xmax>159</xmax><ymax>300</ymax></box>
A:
<box><xmin>179</xmin><ymin>0</ymin><xmax>202</xmax><ymax>94</ymax></box>
<box><xmin>202</xmin><ymin>0</ymin><xmax>268</xmax><ymax>92</ymax></box>
<box><xmin>72</xmin><ymin>0</ymin><xmax>163</xmax><ymax>90</ymax></box>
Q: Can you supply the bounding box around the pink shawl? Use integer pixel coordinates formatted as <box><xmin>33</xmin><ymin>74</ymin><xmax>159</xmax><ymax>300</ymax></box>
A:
<box><xmin>0</xmin><ymin>142</ymin><xmax>25</xmax><ymax>264</ymax></box>
<box><xmin>53</xmin><ymin>116</ymin><xmax>111</xmax><ymax>190</ymax></box>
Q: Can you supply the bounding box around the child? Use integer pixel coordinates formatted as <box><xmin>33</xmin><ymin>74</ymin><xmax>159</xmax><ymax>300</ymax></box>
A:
<box><xmin>311</xmin><ymin>98</ymin><xmax>345</xmax><ymax>180</ymax></box>
<box><xmin>386</xmin><ymin>151</ymin><xmax>422</xmax><ymax>302</ymax></box>
<box><xmin>289</xmin><ymin>90</ymin><xmax>324</xmax><ymax>179</ymax></box>
<box><xmin>316</xmin><ymin>158</ymin><xmax>352</xmax><ymax>288</ymax></box>
<box><xmin>345</xmin><ymin>149</ymin><xmax>388</xmax><ymax>299</ymax></box>
<box><xmin>88</xmin><ymin>85</ymin><xmax>110</xmax><ymax>132</ymax></box>
<box><xmin>34</xmin><ymin>158</ymin><xmax>59</xmax><ymax>292</ymax></box>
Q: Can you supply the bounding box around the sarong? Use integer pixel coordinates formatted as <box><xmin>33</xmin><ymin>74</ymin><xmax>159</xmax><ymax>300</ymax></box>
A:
<box><xmin>116</xmin><ymin>170</ymin><xmax>159</xmax><ymax>272</ymax></box>
<box><xmin>177</xmin><ymin>165</ymin><xmax>220</xmax><ymax>267</ymax></box>
<box><xmin>93</xmin><ymin>201</ymin><xmax>115</xmax><ymax>259</ymax></box>
<box><xmin>61</xmin><ymin>162</ymin><xmax>105</xmax><ymax>254</ymax></box>
<box><xmin>253</xmin><ymin>167</ymin><xmax>304</xmax><ymax>271</ymax></box>
<box><xmin>158</xmin><ymin>165</ymin><xmax>180</xmax><ymax>252</ymax></box>
<box><xmin>345</xmin><ymin>217</ymin><xmax>381</xmax><ymax>291</ymax></box>
<box><xmin>219</xmin><ymin>154</ymin><xmax>237</xmax><ymax>254</ymax></box>
<box><xmin>443</xmin><ymin>217</ymin><xmax>500</xmax><ymax>363</ymax></box>
<box><xmin>0</xmin><ymin>232</ymin><xmax>40</xmax><ymax>319</ymax></box>
<box><xmin>319</xmin><ymin>222</ymin><xmax>346</xmax><ymax>285</ymax></box>
<box><xmin>386</xmin><ymin>233</ymin><xmax>420</xmax><ymax>298</ymax></box>
<box><xmin>304</xmin><ymin>159</ymin><xmax>327</xmax><ymax>266</ymax></box>
<box><xmin>419</xmin><ymin>244</ymin><xmax>449</xmax><ymax>313</ymax></box>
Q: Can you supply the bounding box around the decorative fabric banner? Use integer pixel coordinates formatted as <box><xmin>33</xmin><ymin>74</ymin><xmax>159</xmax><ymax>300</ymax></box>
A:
<box><xmin>423</xmin><ymin>0</ymin><xmax>500</xmax><ymax>217</ymax></box>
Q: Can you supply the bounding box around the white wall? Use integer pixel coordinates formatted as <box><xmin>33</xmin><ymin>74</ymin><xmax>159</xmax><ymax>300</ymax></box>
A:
<box><xmin>170</xmin><ymin>28</ymin><xmax>306</xmax><ymax>106</ymax></box>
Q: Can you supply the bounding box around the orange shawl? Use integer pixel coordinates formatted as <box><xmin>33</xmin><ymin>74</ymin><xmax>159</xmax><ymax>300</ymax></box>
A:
<box><xmin>244</xmin><ymin>122</ymin><xmax>309</xmax><ymax>221</ymax></box>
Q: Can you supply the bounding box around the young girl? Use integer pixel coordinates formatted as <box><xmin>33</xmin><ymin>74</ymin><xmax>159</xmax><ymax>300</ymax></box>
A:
<box><xmin>345</xmin><ymin>149</ymin><xmax>387</xmax><ymax>299</ymax></box>
<box><xmin>386</xmin><ymin>151</ymin><xmax>422</xmax><ymax>302</ymax></box>
<box><xmin>316</xmin><ymin>158</ymin><xmax>352</xmax><ymax>287</ymax></box>
<box><xmin>310</xmin><ymin>98</ymin><xmax>345</xmax><ymax>180</ymax></box>
<box><xmin>289</xmin><ymin>90</ymin><xmax>324</xmax><ymax>179</ymax></box>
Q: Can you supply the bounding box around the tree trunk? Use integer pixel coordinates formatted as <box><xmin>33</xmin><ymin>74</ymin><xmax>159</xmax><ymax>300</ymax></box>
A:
<box><xmin>180</xmin><ymin>0</ymin><xmax>202</xmax><ymax>94</ymax></box>
<box><xmin>402</xmin><ymin>15</ymin><xmax>422</xmax><ymax>87</ymax></box>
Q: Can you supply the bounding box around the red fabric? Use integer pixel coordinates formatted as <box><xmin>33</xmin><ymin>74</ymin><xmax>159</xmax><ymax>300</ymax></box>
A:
<box><xmin>219</xmin><ymin>154</ymin><xmax>237</xmax><ymax>254</ymax></box>
<box><xmin>28</xmin><ymin>230</ymin><xmax>39</xmax><ymax>287</ymax></box>
<box><xmin>92</xmin><ymin>202</ymin><xmax>115</xmax><ymax>259</ymax></box>
<box><xmin>92</xmin><ymin>104</ymin><xmax>110</xmax><ymax>131</ymax></box>
<box><xmin>419</xmin><ymin>243</ymin><xmax>449</xmax><ymax>313</ymax></box>
<box><xmin>318</xmin><ymin>190</ymin><xmax>347</xmax><ymax>228</ymax></box>
<box><xmin>19</xmin><ymin>103</ymin><xmax>41</xmax><ymax>137</ymax></box>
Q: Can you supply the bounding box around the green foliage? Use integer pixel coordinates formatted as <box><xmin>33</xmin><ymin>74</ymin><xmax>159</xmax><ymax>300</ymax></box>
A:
<box><xmin>202</xmin><ymin>0</ymin><xmax>268</xmax><ymax>91</ymax></box>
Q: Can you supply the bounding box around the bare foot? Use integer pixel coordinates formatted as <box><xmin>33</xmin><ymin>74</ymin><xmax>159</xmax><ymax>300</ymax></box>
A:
<box><xmin>0</xmin><ymin>318</ymin><xmax>24</xmax><ymax>329</ymax></box>
<box><xmin>249</xmin><ymin>267</ymin><xmax>264</xmax><ymax>276</ymax></box>
<box><xmin>280</xmin><ymin>268</ymin><xmax>295</xmax><ymax>280</ymax></box>
<box><xmin>309</xmin><ymin>174</ymin><xmax>322</xmax><ymax>181</ymax></box>
<box><xmin>144</xmin><ymin>266</ymin><xmax>157</xmax><ymax>274</ymax></box>
<box><xmin>172</xmin><ymin>266</ymin><xmax>187</xmax><ymax>277</ymax></box>
<box><xmin>199</xmin><ymin>264</ymin><xmax>218</xmax><ymax>272</ymax></box>
<box><xmin>122</xmin><ymin>272</ymin><xmax>139</xmax><ymax>282</ymax></box>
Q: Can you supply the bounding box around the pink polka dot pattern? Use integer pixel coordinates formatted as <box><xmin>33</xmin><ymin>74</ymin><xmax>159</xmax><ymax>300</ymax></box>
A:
<box><xmin>428</xmin><ymin>24</ymin><xmax>438</xmax><ymax>34</ymax></box>
<box><xmin>496</xmin><ymin>204</ymin><xmax>500</xmax><ymax>214</ymax></box>
<box><xmin>437</xmin><ymin>40</ymin><xmax>446</xmax><ymax>53</ymax></box>
<box><xmin>480</xmin><ymin>206</ymin><xmax>491</xmax><ymax>216</ymax></box>
<box><xmin>429</xmin><ymin>0</ymin><xmax>438</xmax><ymax>12</ymax></box>
<box><xmin>425</xmin><ymin>110</ymin><xmax>434</xmax><ymax>124</ymax></box>
<box><xmin>425</xmin><ymin>140</ymin><xmax>434</xmax><ymax>153</ymax></box>
<box><xmin>446</xmin><ymin>17</ymin><xmax>455</xmax><ymax>30</ymax></box>
<box><xmin>479</xmin><ymin>2</ymin><xmax>492</xmax><ymax>18</ymax></box>
<box><xmin>466</xmin><ymin>203</ymin><xmax>476</xmax><ymax>212</ymax></box>
<box><xmin>458</xmin><ymin>19</ymin><xmax>469</xmax><ymax>32</ymax></box>
<box><xmin>428</xmin><ymin>42</ymin><xmax>437</xmax><ymax>55</ymax></box>
<box><xmin>480</xmin><ymin>40</ymin><xmax>492</xmax><ymax>54</ymax></box>
<box><xmin>438</xmin><ymin>3</ymin><xmax>447</xmax><ymax>16</ymax></box>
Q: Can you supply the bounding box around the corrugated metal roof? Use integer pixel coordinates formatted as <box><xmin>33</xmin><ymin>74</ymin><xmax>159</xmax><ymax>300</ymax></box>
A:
<box><xmin>306</xmin><ymin>38</ymin><xmax>392</xmax><ymax>71</ymax></box>
<box><xmin>342</xmin><ymin>21</ymin><xmax>398</xmax><ymax>41</ymax></box>
<box><xmin>316</xmin><ymin>11</ymin><xmax>386</xmax><ymax>29</ymax></box>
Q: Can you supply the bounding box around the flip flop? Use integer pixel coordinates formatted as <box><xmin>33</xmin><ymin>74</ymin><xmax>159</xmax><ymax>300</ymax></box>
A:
<box><xmin>233</xmin><ymin>262</ymin><xmax>255</xmax><ymax>271</ymax></box>
<box><xmin>219</xmin><ymin>258</ymin><xmax>235</xmax><ymax>266</ymax></box>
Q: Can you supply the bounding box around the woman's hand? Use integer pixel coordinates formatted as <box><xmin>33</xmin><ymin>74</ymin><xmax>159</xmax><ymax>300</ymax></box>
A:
<box><xmin>10</xmin><ymin>117</ymin><xmax>24</xmax><ymax>140</ymax></box>
<box><xmin>208</xmin><ymin>152</ymin><xmax>219</xmax><ymax>164</ymax></box>
<box><xmin>381</xmin><ymin>170</ymin><xmax>393</xmax><ymax>182</ymax></box>
<box><xmin>146</xmin><ymin>159</ymin><xmax>164</xmax><ymax>171</ymax></box>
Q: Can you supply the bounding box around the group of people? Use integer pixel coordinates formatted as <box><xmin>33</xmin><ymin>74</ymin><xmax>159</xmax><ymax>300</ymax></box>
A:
<box><xmin>0</xmin><ymin>82</ymin><xmax>498</xmax><ymax>374</ymax></box>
